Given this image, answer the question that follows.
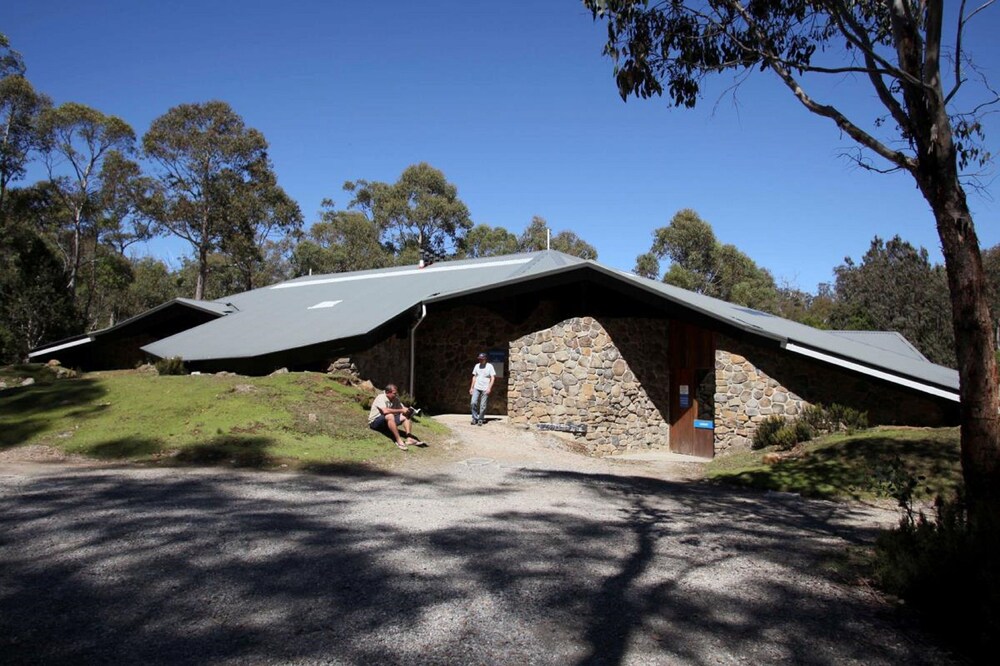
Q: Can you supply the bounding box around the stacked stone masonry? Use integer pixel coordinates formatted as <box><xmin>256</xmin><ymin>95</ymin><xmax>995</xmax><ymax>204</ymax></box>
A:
<box><xmin>714</xmin><ymin>334</ymin><xmax>952</xmax><ymax>452</ymax></box>
<box><xmin>508</xmin><ymin>316</ymin><xmax>671</xmax><ymax>456</ymax></box>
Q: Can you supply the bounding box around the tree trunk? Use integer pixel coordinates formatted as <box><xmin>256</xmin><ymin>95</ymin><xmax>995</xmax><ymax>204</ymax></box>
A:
<box><xmin>922</xmin><ymin>172</ymin><xmax>1000</xmax><ymax>530</ymax></box>
<box><xmin>196</xmin><ymin>244</ymin><xmax>207</xmax><ymax>301</ymax></box>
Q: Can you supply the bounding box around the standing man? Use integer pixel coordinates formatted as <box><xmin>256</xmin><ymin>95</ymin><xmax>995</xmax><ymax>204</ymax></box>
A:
<box><xmin>368</xmin><ymin>384</ymin><xmax>419</xmax><ymax>450</ymax></box>
<box><xmin>469</xmin><ymin>352</ymin><xmax>496</xmax><ymax>426</ymax></box>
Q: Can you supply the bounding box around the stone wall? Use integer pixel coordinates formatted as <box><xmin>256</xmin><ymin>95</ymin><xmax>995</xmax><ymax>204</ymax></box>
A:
<box><xmin>414</xmin><ymin>301</ymin><xmax>562</xmax><ymax>414</ymax></box>
<box><xmin>349</xmin><ymin>334</ymin><xmax>410</xmax><ymax>395</ymax></box>
<box><xmin>715</xmin><ymin>334</ymin><xmax>955</xmax><ymax>452</ymax></box>
<box><xmin>508</xmin><ymin>316</ymin><xmax>671</xmax><ymax>455</ymax></box>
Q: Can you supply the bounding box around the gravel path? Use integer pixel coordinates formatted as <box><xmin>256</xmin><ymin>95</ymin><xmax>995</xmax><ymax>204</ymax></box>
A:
<box><xmin>0</xmin><ymin>416</ymin><xmax>954</xmax><ymax>665</ymax></box>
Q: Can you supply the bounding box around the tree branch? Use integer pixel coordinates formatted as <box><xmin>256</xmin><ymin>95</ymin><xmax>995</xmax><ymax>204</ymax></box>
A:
<box><xmin>823</xmin><ymin>1</ymin><xmax>914</xmax><ymax>138</ymax></box>
<box><xmin>728</xmin><ymin>1</ymin><xmax>916</xmax><ymax>172</ymax></box>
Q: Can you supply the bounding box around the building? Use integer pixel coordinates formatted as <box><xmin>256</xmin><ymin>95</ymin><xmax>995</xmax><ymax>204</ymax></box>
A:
<box><xmin>30</xmin><ymin>250</ymin><xmax>960</xmax><ymax>457</ymax></box>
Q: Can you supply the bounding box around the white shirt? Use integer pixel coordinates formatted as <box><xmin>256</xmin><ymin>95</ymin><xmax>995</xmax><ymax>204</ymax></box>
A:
<box><xmin>471</xmin><ymin>362</ymin><xmax>496</xmax><ymax>391</ymax></box>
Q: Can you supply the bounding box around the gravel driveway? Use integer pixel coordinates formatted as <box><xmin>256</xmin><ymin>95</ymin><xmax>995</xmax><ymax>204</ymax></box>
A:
<box><xmin>0</xmin><ymin>416</ymin><xmax>953</xmax><ymax>665</ymax></box>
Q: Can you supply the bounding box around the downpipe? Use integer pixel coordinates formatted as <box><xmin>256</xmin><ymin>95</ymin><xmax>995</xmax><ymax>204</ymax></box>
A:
<box><xmin>409</xmin><ymin>304</ymin><xmax>427</xmax><ymax>398</ymax></box>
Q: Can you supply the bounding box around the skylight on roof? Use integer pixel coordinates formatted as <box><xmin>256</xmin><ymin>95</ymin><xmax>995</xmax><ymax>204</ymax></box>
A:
<box><xmin>308</xmin><ymin>300</ymin><xmax>343</xmax><ymax>310</ymax></box>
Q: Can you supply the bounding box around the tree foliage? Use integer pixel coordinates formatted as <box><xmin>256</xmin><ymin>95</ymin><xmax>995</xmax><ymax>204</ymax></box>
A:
<box><xmin>143</xmin><ymin>101</ymin><xmax>298</xmax><ymax>299</ymax></box>
<box><xmin>0</xmin><ymin>192</ymin><xmax>78</xmax><ymax>362</ymax></box>
<box><xmin>637</xmin><ymin>209</ymin><xmax>777</xmax><ymax>310</ymax></box>
<box><xmin>291</xmin><ymin>203</ymin><xmax>392</xmax><ymax>276</ymax></box>
<box><xmin>586</xmin><ymin>0</ymin><xmax>1000</xmax><ymax>524</ymax></box>
<box><xmin>0</xmin><ymin>71</ymin><xmax>49</xmax><ymax>210</ymax></box>
<box><xmin>344</xmin><ymin>163</ymin><xmax>472</xmax><ymax>258</ymax></box>
<box><xmin>518</xmin><ymin>216</ymin><xmax>599</xmax><ymax>260</ymax></box>
<box><xmin>37</xmin><ymin>102</ymin><xmax>136</xmax><ymax>300</ymax></box>
<box><xmin>463</xmin><ymin>223</ymin><xmax>520</xmax><ymax>258</ymax></box>
<box><xmin>831</xmin><ymin>235</ymin><xmax>955</xmax><ymax>366</ymax></box>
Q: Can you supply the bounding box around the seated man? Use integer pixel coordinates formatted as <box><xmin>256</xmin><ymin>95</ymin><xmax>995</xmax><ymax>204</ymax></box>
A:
<box><xmin>368</xmin><ymin>384</ymin><xmax>420</xmax><ymax>450</ymax></box>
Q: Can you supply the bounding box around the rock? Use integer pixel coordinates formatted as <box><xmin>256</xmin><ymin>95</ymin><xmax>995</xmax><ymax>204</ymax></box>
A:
<box><xmin>762</xmin><ymin>452</ymin><xmax>783</xmax><ymax>465</ymax></box>
<box><xmin>270</xmin><ymin>368</ymin><xmax>289</xmax><ymax>376</ymax></box>
<box><xmin>21</xmin><ymin>378</ymin><xmax>35</xmax><ymax>387</ymax></box>
<box><xmin>46</xmin><ymin>359</ymin><xmax>61</xmax><ymax>367</ymax></box>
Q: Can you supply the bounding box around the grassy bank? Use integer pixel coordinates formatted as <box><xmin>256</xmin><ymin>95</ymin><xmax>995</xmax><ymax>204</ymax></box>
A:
<box><xmin>0</xmin><ymin>366</ymin><xmax>447</xmax><ymax>469</ymax></box>
<box><xmin>706</xmin><ymin>426</ymin><xmax>962</xmax><ymax>502</ymax></box>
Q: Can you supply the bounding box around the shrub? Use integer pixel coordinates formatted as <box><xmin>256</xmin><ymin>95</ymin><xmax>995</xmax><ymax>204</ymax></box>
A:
<box><xmin>753</xmin><ymin>415</ymin><xmax>815</xmax><ymax>451</ymax></box>
<box><xmin>800</xmin><ymin>402</ymin><xmax>868</xmax><ymax>435</ymax></box>
<box><xmin>874</xmin><ymin>491</ymin><xmax>1000</xmax><ymax>660</ymax></box>
<box><xmin>155</xmin><ymin>356</ymin><xmax>187</xmax><ymax>375</ymax></box>
<box><xmin>827</xmin><ymin>403</ymin><xmax>868</xmax><ymax>433</ymax></box>
<box><xmin>800</xmin><ymin>403</ymin><xmax>830</xmax><ymax>432</ymax></box>
<box><xmin>771</xmin><ymin>425</ymin><xmax>798</xmax><ymax>451</ymax></box>
<box><xmin>751</xmin><ymin>416</ymin><xmax>786</xmax><ymax>450</ymax></box>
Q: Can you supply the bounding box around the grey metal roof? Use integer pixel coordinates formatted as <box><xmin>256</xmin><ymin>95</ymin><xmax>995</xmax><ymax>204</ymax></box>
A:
<box><xmin>143</xmin><ymin>252</ymin><xmax>586</xmax><ymax>361</ymax></box>
<box><xmin>827</xmin><ymin>330</ymin><xmax>930</xmax><ymax>362</ymax></box>
<box><xmin>31</xmin><ymin>297</ymin><xmax>230</xmax><ymax>358</ymax></box>
<box><xmin>142</xmin><ymin>250</ymin><xmax>959</xmax><ymax>396</ymax></box>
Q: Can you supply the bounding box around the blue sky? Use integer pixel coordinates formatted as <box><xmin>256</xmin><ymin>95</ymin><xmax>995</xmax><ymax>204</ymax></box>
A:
<box><xmin>6</xmin><ymin>0</ymin><xmax>999</xmax><ymax>292</ymax></box>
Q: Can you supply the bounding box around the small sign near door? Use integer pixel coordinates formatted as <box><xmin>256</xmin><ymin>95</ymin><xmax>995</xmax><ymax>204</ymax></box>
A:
<box><xmin>679</xmin><ymin>384</ymin><xmax>690</xmax><ymax>408</ymax></box>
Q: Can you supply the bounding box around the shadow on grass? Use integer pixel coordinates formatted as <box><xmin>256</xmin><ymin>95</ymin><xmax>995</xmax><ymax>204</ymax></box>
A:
<box><xmin>712</xmin><ymin>432</ymin><xmax>962</xmax><ymax>500</ymax></box>
<box><xmin>87</xmin><ymin>437</ymin><xmax>164</xmax><ymax>459</ymax></box>
<box><xmin>173</xmin><ymin>435</ymin><xmax>276</xmax><ymax>467</ymax></box>
<box><xmin>83</xmin><ymin>435</ymin><xmax>275</xmax><ymax>467</ymax></box>
<box><xmin>0</xmin><ymin>379</ymin><xmax>106</xmax><ymax>449</ymax></box>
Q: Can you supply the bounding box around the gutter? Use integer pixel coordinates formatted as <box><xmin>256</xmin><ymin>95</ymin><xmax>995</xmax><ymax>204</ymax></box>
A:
<box><xmin>28</xmin><ymin>336</ymin><xmax>94</xmax><ymax>358</ymax></box>
<box><xmin>409</xmin><ymin>304</ymin><xmax>427</xmax><ymax>398</ymax></box>
<box><xmin>784</xmin><ymin>342</ymin><xmax>960</xmax><ymax>402</ymax></box>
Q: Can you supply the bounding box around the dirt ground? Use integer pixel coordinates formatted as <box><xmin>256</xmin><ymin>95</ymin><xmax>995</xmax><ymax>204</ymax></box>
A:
<box><xmin>0</xmin><ymin>415</ymin><xmax>954</xmax><ymax>665</ymax></box>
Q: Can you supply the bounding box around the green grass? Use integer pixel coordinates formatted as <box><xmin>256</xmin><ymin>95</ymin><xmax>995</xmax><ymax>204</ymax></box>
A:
<box><xmin>0</xmin><ymin>367</ymin><xmax>448</xmax><ymax>469</ymax></box>
<box><xmin>706</xmin><ymin>426</ymin><xmax>962</xmax><ymax>501</ymax></box>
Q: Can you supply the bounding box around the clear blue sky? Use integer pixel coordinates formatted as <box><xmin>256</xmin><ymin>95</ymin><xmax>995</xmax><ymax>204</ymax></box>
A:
<box><xmin>6</xmin><ymin>0</ymin><xmax>999</xmax><ymax>292</ymax></box>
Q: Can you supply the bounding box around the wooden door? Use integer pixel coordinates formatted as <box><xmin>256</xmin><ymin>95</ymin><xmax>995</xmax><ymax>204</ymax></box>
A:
<box><xmin>669</xmin><ymin>323</ymin><xmax>715</xmax><ymax>458</ymax></box>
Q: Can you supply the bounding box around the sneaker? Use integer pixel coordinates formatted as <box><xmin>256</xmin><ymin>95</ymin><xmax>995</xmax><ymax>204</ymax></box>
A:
<box><xmin>471</xmin><ymin>419</ymin><xmax>477</xmax><ymax>425</ymax></box>
<box><xmin>477</xmin><ymin>420</ymin><xmax>484</xmax><ymax>426</ymax></box>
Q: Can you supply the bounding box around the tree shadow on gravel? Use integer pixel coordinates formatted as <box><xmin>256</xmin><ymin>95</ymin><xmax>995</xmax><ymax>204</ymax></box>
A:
<box><xmin>0</xmin><ymin>465</ymin><xmax>956</xmax><ymax>665</ymax></box>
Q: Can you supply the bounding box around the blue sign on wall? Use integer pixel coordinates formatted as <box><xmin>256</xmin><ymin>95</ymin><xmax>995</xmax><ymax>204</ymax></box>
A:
<box><xmin>694</xmin><ymin>420</ymin><xmax>714</xmax><ymax>430</ymax></box>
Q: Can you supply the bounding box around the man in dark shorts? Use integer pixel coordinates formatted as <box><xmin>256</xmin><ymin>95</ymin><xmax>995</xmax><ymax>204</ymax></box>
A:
<box><xmin>368</xmin><ymin>384</ymin><xmax>420</xmax><ymax>450</ymax></box>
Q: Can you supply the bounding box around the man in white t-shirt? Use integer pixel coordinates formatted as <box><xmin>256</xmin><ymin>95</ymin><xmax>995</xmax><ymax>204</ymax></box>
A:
<box><xmin>468</xmin><ymin>352</ymin><xmax>496</xmax><ymax>426</ymax></box>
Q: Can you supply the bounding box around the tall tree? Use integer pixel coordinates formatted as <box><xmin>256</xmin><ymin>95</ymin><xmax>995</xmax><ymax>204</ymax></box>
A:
<box><xmin>832</xmin><ymin>235</ymin><xmax>955</xmax><ymax>366</ymax></box>
<box><xmin>586</xmin><ymin>1</ymin><xmax>1000</xmax><ymax>524</ymax></box>
<box><xmin>217</xmin><ymin>164</ymin><xmax>303</xmax><ymax>292</ymax></box>
<box><xmin>96</xmin><ymin>150</ymin><xmax>156</xmax><ymax>256</ymax></box>
<box><xmin>0</xmin><ymin>188</ymin><xmax>78</xmax><ymax>362</ymax></box>
<box><xmin>37</xmin><ymin>102</ymin><xmax>135</xmax><ymax>300</ymax></box>
<box><xmin>463</xmin><ymin>223</ymin><xmax>521</xmax><ymax>258</ymax></box>
<box><xmin>143</xmin><ymin>101</ymin><xmax>292</xmax><ymax>299</ymax></box>
<box><xmin>637</xmin><ymin>209</ymin><xmax>777</xmax><ymax>309</ymax></box>
<box><xmin>518</xmin><ymin>216</ymin><xmax>599</xmax><ymax>259</ymax></box>
<box><xmin>291</xmin><ymin>203</ymin><xmax>392</xmax><ymax>275</ymax></box>
<box><xmin>344</xmin><ymin>162</ymin><xmax>473</xmax><ymax>258</ymax></box>
<box><xmin>0</xmin><ymin>36</ymin><xmax>50</xmax><ymax>212</ymax></box>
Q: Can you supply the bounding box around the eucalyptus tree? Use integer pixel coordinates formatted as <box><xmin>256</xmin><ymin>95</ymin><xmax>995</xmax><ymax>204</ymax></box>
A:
<box><xmin>0</xmin><ymin>187</ymin><xmax>78</xmax><ymax>362</ymax></box>
<box><xmin>832</xmin><ymin>235</ymin><xmax>955</xmax><ymax>366</ymax></box>
<box><xmin>344</xmin><ymin>162</ymin><xmax>472</xmax><ymax>259</ymax></box>
<box><xmin>0</xmin><ymin>61</ymin><xmax>50</xmax><ymax>211</ymax></box>
<box><xmin>585</xmin><ymin>0</ymin><xmax>1000</xmax><ymax>522</ymax></box>
<box><xmin>518</xmin><ymin>216</ymin><xmax>599</xmax><ymax>259</ymax></box>
<box><xmin>143</xmin><ymin>101</ymin><xmax>297</xmax><ymax>299</ymax></box>
<box><xmin>463</xmin><ymin>223</ymin><xmax>520</xmax><ymax>258</ymax></box>
<box><xmin>635</xmin><ymin>209</ymin><xmax>777</xmax><ymax>310</ymax></box>
<box><xmin>37</xmin><ymin>102</ymin><xmax>136</xmax><ymax>302</ymax></box>
<box><xmin>291</xmin><ymin>203</ymin><xmax>392</xmax><ymax>275</ymax></box>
